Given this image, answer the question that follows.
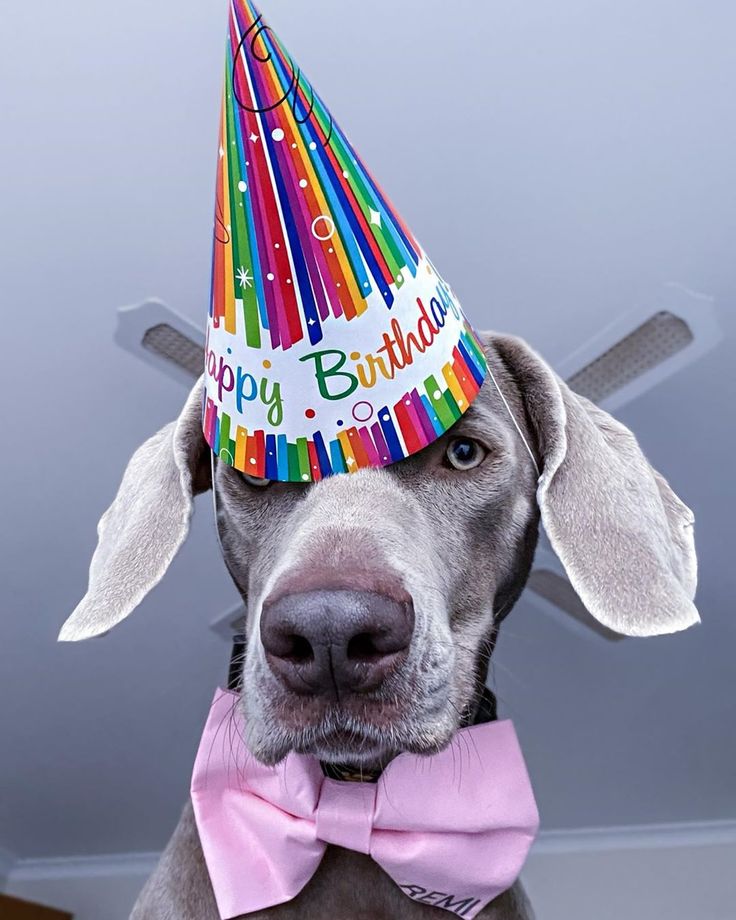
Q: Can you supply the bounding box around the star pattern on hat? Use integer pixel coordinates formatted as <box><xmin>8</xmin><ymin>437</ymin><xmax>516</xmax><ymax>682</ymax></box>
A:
<box><xmin>236</xmin><ymin>266</ymin><xmax>253</xmax><ymax>289</ymax></box>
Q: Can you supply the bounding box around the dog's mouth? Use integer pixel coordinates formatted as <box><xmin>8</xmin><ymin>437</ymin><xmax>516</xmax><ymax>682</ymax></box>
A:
<box><xmin>294</xmin><ymin>722</ymin><xmax>451</xmax><ymax>771</ymax></box>
<box><xmin>298</xmin><ymin>725</ymin><xmax>397</xmax><ymax>767</ymax></box>
<box><xmin>254</xmin><ymin>693</ymin><xmax>460</xmax><ymax>770</ymax></box>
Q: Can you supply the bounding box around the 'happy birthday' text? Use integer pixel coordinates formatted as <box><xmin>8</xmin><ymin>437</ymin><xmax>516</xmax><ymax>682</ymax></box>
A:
<box><xmin>205</xmin><ymin>283</ymin><xmax>461</xmax><ymax>424</ymax></box>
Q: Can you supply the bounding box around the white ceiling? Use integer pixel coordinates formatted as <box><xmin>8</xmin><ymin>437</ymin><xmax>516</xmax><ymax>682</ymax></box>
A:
<box><xmin>1</xmin><ymin>0</ymin><xmax>734</xmax><ymax>859</ymax></box>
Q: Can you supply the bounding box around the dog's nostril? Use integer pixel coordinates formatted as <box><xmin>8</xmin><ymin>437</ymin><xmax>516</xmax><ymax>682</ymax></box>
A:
<box><xmin>283</xmin><ymin>633</ymin><xmax>314</xmax><ymax>663</ymax></box>
<box><xmin>261</xmin><ymin>616</ymin><xmax>315</xmax><ymax>663</ymax></box>
<box><xmin>347</xmin><ymin>631</ymin><xmax>383</xmax><ymax>662</ymax></box>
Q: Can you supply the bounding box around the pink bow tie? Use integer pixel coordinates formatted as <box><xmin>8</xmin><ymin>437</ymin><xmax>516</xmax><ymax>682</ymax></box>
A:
<box><xmin>191</xmin><ymin>690</ymin><xmax>539</xmax><ymax>919</ymax></box>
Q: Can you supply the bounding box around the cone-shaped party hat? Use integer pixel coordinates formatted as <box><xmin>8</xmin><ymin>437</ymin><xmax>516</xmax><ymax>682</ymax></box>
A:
<box><xmin>204</xmin><ymin>0</ymin><xmax>488</xmax><ymax>482</ymax></box>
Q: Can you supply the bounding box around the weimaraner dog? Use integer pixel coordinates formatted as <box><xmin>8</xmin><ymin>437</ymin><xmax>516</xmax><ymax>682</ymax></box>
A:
<box><xmin>60</xmin><ymin>333</ymin><xmax>699</xmax><ymax>919</ymax></box>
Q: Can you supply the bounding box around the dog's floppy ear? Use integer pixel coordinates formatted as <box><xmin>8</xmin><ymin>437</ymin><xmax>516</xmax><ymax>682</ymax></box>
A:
<box><xmin>59</xmin><ymin>378</ymin><xmax>210</xmax><ymax>641</ymax></box>
<box><xmin>484</xmin><ymin>333</ymin><xmax>698</xmax><ymax>637</ymax></box>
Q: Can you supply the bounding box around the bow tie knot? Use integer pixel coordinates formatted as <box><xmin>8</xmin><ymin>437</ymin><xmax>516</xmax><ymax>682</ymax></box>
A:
<box><xmin>192</xmin><ymin>690</ymin><xmax>538</xmax><ymax>919</ymax></box>
<box><xmin>315</xmin><ymin>778</ymin><xmax>376</xmax><ymax>854</ymax></box>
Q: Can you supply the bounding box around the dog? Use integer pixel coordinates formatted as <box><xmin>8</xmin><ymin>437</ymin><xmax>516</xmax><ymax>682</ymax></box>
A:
<box><xmin>60</xmin><ymin>332</ymin><xmax>699</xmax><ymax>919</ymax></box>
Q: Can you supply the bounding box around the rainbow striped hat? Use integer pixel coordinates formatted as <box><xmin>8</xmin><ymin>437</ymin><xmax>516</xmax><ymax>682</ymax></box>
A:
<box><xmin>204</xmin><ymin>0</ymin><xmax>488</xmax><ymax>482</ymax></box>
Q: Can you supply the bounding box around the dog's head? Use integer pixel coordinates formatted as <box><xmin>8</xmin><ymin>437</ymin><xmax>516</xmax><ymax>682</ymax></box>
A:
<box><xmin>60</xmin><ymin>334</ymin><xmax>698</xmax><ymax>768</ymax></box>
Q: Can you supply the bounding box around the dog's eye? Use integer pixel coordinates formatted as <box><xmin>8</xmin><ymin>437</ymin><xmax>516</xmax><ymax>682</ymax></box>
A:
<box><xmin>445</xmin><ymin>437</ymin><xmax>486</xmax><ymax>471</ymax></box>
<box><xmin>241</xmin><ymin>473</ymin><xmax>272</xmax><ymax>488</ymax></box>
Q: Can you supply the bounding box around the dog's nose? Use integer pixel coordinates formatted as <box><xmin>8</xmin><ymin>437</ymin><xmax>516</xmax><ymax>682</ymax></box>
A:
<box><xmin>260</xmin><ymin>590</ymin><xmax>414</xmax><ymax>698</ymax></box>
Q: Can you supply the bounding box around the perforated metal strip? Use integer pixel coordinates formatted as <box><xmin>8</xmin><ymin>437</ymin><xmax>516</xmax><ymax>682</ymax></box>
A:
<box><xmin>567</xmin><ymin>312</ymin><xmax>694</xmax><ymax>403</ymax></box>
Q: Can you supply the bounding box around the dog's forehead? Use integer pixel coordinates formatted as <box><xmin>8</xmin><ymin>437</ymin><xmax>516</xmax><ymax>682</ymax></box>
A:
<box><xmin>456</xmin><ymin>384</ymin><xmax>512</xmax><ymax>434</ymax></box>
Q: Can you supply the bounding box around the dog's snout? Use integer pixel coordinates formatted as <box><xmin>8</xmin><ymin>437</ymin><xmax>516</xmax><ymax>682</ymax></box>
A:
<box><xmin>260</xmin><ymin>590</ymin><xmax>414</xmax><ymax>698</ymax></box>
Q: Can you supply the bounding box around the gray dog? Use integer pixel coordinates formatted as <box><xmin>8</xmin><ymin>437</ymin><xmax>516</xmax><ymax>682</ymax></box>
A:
<box><xmin>60</xmin><ymin>333</ymin><xmax>699</xmax><ymax>919</ymax></box>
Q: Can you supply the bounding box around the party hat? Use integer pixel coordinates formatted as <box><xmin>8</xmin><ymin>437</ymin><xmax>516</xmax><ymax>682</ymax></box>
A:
<box><xmin>203</xmin><ymin>0</ymin><xmax>488</xmax><ymax>482</ymax></box>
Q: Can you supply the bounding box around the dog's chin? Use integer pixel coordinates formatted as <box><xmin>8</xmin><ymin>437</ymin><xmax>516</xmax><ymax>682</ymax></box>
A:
<box><xmin>300</xmin><ymin>731</ymin><xmax>401</xmax><ymax>771</ymax></box>
<box><xmin>256</xmin><ymin>727</ymin><xmax>458</xmax><ymax>771</ymax></box>
<box><xmin>245</xmin><ymin>698</ymin><xmax>460</xmax><ymax>770</ymax></box>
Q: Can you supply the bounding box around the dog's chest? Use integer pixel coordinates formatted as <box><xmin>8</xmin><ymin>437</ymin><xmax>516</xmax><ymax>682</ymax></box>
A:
<box><xmin>131</xmin><ymin>804</ymin><xmax>529</xmax><ymax>920</ymax></box>
<box><xmin>238</xmin><ymin>847</ymin><xmax>526</xmax><ymax>920</ymax></box>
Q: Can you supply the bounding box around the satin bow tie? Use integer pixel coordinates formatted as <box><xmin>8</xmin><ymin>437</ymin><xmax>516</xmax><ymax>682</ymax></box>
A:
<box><xmin>191</xmin><ymin>690</ymin><xmax>539</xmax><ymax>919</ymax></box>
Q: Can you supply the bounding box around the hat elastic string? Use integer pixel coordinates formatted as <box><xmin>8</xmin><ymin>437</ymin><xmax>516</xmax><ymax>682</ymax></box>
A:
<box><xmin>485</xmin><ymin>362</ymin><xmax>541</xmax><ymax>478</ymax></box>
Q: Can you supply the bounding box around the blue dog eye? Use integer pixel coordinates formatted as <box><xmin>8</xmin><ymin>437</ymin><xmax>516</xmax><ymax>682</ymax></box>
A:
<box><xmin>446</xmin><ymin>438</ymin><xmax>486</xmax><ymax>471</ymax></box>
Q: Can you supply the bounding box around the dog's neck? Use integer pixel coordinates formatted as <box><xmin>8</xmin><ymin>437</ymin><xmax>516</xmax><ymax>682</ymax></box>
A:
<box><xmin>471</xmin><ymin>683</ymin><xmax>498</xmax><ymax>725</ymax></box>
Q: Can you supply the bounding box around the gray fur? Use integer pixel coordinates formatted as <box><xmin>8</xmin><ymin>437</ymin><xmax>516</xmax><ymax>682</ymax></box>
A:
<box><xmin>60</xmin><ymin>333</ymin><xmax>697</xmax><ymax>919</ymax></box>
